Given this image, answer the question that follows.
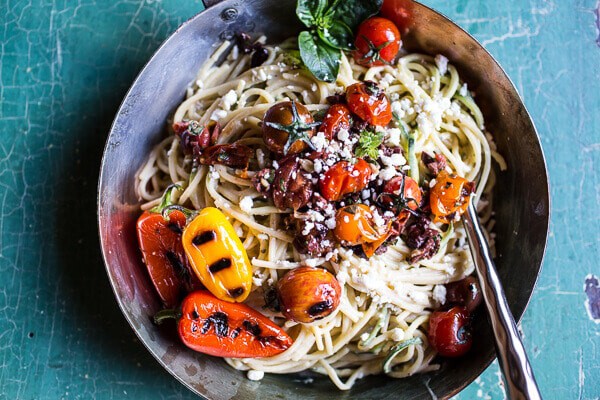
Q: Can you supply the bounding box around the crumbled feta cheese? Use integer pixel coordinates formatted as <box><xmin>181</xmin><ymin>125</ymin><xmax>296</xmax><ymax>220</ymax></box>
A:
<box><xmin>459</xmin><ymin>83</ymin><xmax>468</xmax><ymax>97</ymax></box>
<box><xmin>310</xmin><ymin>131</ymin><xmax>328</xmax><ymax>151</ymax></box>
<box><xmin>433</xmin><ymin>285</ymin><xmax>447</xmax><ymax>305</ymax></box>
<box><xmin>378</xmin><ymin>166</ymin><xmax>397</xmax><ymax>181</ymax></box>
<box><xmin>210</xmin><ymin>109</ymin><xmax>228</xmax><ymax>121</ymax></box>
<box><xmin>302</xmin><ymin>221</ymin><xmax>315</xmax><ymax>235</ymax></box>
<box><xmin>247</xmin><ymin>370</ymin><xmax>264</xmax><ymax>381</ymax></box>
<box><xmin>239</xmin><ymin>196</ymin><xmax>253</xmax><ymax>213</ymax></box>
<box><xmin>391</xmin><ymin>101</ymin><xmax>404</xmax><ymax>119</ymax></box>
<box><xmin>372</xmin><ymin>210</ymin><xmax>385</xmax><ymax>227</ymax></box>
<box><xmin>325</xmin><ymin>217</ymin><xmax>336</xmax><ymax>230</ymax></box>
<box><xmin>222</xmin><ymin>89</ymin><xmax>238</xmax><ymax>110</ymax></box>
<box><xmin>435</xmin><ymin>54</ymin><xmax>449</xmax><ymax>75</ymax></box>
<box><xmin>386</xmin><ymin>128</ymin><xmax>402</xmax><ymax>147</ymax></box>
<box><xmin>337</xmin><ymin>128</ymin><xmax>350</xmax><ymax>143</ymax></box>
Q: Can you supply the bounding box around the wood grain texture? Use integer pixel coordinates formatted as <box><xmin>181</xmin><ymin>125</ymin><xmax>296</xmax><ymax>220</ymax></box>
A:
<box><xmin>0</xmin><ymin>0</ymin><xmax>598</xmax><ymax>399</ymax></box>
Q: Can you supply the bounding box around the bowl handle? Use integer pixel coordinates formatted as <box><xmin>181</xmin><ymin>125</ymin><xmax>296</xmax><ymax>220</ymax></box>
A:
<box><xmin>203</xmin><ymin>0</ymin><xmax>225</xmax><ymax>8</ymax></box>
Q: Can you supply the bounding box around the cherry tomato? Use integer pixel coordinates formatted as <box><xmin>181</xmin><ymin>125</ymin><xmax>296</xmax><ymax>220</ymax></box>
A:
<box><xmin>319</xmin><ymin>159</ymin><xmax>372</xmax><ymax>202</ymax></box>
<box><xmin>346</xmin><ymin>81</ymin><xmax>392</xmax><ymax>126</ymax></box>
<box><xmin>354</xmin><ymin>17</ymin><xmax>401</xmax><ymax>67</ymax></box>
<box><xmin>430</xmin><ymin>171</ymin><xmax>475</xmax><ymax>224</ymax></box>
<box><xmin>380</xmin><ymin>0</ymin><xmax>415</xmax><ymax>35</ymax></box>
<box><xmin>334</xmin><ymin>204</ymin><xmax>381</xmax><ymax>245</ymax></box>
<box><xmin>277</xmin><ymin>267</ymin><xmax>341</xmax><ymax>323</ymax></box>
<box><xmin>428</xmin><ymin>306</ymin><xmax>472</xmax><ymax>357</ymax></box>
<box><xmin>262</xmin><ymin>101</ymin><xmax>317</xmax><ymax>155</ymax></box>
<box><xmin>319</xmin><ymin>104</ymin><xmax>352</xmax><ymax>140</ymax></box>
<box><xmin>383</xmin><ymin>175</ymin><xmax>422</xmax><ymax>211</ymax></box>
<box><xmin>334</xmin><ymin>204</ymin><xmax>390</xmax><ymax>257</ymax></box>
<box><xmin>445</xmin><ymin>276</ymin><xmax>482</xmax><ymax>313</ymax></box>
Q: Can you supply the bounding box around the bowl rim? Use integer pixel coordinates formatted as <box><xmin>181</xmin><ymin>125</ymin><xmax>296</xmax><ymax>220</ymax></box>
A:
<box><xmin>97</xmin><ymin>1</ymin><xmax>551</xmax><ymax>398</ymax></box>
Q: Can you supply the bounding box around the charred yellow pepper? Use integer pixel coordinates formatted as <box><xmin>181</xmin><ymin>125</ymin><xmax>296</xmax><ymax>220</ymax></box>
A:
<box><xmin>182</xmin><ymin>207</ymin><xmax>252</xmax><ymax>302</ymax></box>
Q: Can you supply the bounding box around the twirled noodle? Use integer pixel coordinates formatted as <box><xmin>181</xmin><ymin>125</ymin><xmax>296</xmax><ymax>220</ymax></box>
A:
<box><xmin>135</xmin><ymin>40</ymin><xmax>506</xmax><ymax>390</ymax></box>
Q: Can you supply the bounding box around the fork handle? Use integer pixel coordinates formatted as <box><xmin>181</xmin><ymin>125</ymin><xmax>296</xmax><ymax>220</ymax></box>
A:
<box><xmin>463</xmin><ymin>203</ymin><xmax>542</xmax><ymax>400</ymax></box>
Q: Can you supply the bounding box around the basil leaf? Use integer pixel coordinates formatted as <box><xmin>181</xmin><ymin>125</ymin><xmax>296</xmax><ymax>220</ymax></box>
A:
<box><xmin>318</xmin><ymin>20</ymin><xmax>354</xmax><ymax>51</ymax></box>
<box><xmin>298</xmin><ymin>31</ymin><xmax>341</xmax><ymax>83</ymax></box>
<box><xmin>331</xmin><ymin>0</ymin><xmax>383</xmax><ymax>31</ymax></box>
<box><xmin>296</xmin><ymin>0</ymin><xmax>328</xmax><ymax>28</ymax></box>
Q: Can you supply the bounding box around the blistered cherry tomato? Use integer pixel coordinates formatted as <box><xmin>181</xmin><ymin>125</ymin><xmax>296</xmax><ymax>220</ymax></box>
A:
<box><xmin>445</xmin><ymin>276</ymin><xmax>482</xmax><ymax>313</ymax></box>
<box><xmin>430</xmin><ymin>171</ymin><xmax>475</xmax><ymax>223</ymax></box>
<box><xmin>277</xmin><ymin>267</ymin><xmax>341</xmax><ymax>323</ymax></box>
<box><xmin>346</xmin><ymin>81</ymin><xmax>392</xmax><ymax>126</ymax></box>
<box><xmin>262</xmin><ymin>101</ymin><xmax>316</xmax><ymax>155</ymax></box>
<box><xmin>354</xmin><ymin>17</ymin><xmax>401</xmax><ymax>67</ymax></box>
<box><xmin>319</xmin><ymin>104</ymin><xmax>352</xmax><ymax>140</ymax></box>
<box><xmin>334</xmin><ymin>204</ymin><xmax>380</xmax><ymax>245</ymax></box>
<box><xmin>428</xmin><ymin>306</ymin><xmax>472</xmax><ymax>357</ymax></box>
<box><xmin>319</xmin><ymin>159</ymin><xmax>372</xmax><ymax>202</ymax></box>
<box><xmin>383</xmin><ymin>175</ymin><xmax>422</xmax><ymax>211</ymax></box>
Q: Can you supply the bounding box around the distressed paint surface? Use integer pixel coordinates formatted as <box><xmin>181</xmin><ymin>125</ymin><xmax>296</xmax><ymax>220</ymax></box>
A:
<box><xmin>0</xmin><ymin>0</ymin><xmax>598</xmax><ymax>399</ymax></box>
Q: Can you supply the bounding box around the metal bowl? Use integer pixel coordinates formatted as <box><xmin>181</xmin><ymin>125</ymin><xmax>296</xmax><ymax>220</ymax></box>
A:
<box><xmin>98</xmin><ymin>0</ymin><xmax>549</xmax><ymax>398</ymax></box>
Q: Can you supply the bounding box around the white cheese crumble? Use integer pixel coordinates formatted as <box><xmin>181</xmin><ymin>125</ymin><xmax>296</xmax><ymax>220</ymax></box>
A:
<box><xmin>222</xmin><ymin>89</ymin><xmax>238</xmax><ymax>110</ymax></box>
<box><xmin>433</xmin><ymin>285</ymin><xmax>447</xmax><ymax>305</ymax></box>
<box><xmin>435</xmin><ymin>54</ymin><xmax>449</xmax><ymax>75</ymax></box>
<box><xmin>386</xmin><ymin>128</ymin><xmax>402</xmax><ymax>147</ymax></box>
<box><xmin>310</xmin><ymin>131</ymin><xmax>328</xmax><ymax>151</ymax></box>
<box><xmin>247</xmin><ymin>370</ymin><xmax>264</xmax><ymax>381</ymax></box>
<box><xmin>210</xmin><ymin>109</ymin><xmax>227</xmax><ymax>121</ymax></box>
<box><xmin>459</xmin><ymin>83</ymin><xmax>468</xmax><ymax>97</ymax></box>
<box><xmin>239</xmin><ymin>196</ymin><xmax>253</xmax><ymax>213</ymax></box>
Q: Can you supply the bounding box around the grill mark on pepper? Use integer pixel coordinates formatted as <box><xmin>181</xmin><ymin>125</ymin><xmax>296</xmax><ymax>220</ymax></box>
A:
<box><xmin>167</xmin><ymin>222</ymin><xmax>183</xmax><ymax>234</ymax></box>
<box><xmin>165</xmin><ymin>251</ymin><xmax>185</xmax><ymax>274</ymax></box>
<box><xmin>242</xmin><ymin>320</ymin><xmax>262</xmax><ymax>337</ymax></box>
<box><xmin>192</xmin><ymin>231</ymin><xmax>216</xmax><ymax>246</ymax></box>
<box><xmin>228</xmin><ymin>287</ymin><xmax>245</xmax><ymax>298</ymax></box>
<box><xmin>230</xmin><ymin>327</ymin><xmax>241</xmax><ymax>339</ymax></box>
<box><xmin>201</xmin><ymin>312</ymin><xmax>229</xmax><ymax>337</ymax></box>
<box><xmin>308</xmin><ymin>300</ymin><xmax>332</xmax><ymax>317</ymax></box>
<box><xmin>208</xmin><ymin>258</ymin><xmax>232</xmax><ymax>274</ymax></box>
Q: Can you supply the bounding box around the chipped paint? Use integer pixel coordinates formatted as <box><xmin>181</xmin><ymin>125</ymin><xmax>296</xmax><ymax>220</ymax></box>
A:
<box><xmin>584</xmin><ymin>274</ymin><xmax>600</xmax><ymax>323</ymax></box>
<box><xmin>595</xmin><ymin>1</ymin><xmax>600</xmax><ymax>47</ymax></box>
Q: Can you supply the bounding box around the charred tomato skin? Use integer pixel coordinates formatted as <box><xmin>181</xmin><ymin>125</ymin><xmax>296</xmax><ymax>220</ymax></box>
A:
<box><xmin>262</xmin><ymin>101</ymin><xmax>315</xmax><ymax>155</ymax></box>
<box><xmin>428</xmin><ymin>306</ymin><xmax>472</xmax><ymax>357</ymax></box>
<box><xmin>319</xmin><ymin>104</ymin><xmax>352</xmax><ymax>140</ymax></box>
<box><xmin>346</xmin><ymin>81</ymin><xmax>393</xmax><ymax>126</ymax></box>
<box><xmin>276</xmin><ymin>267</ymin><xmax>341</xmax><ymax>323</ymax></box>
<box><xmin>354</xmin><ymin>17</ymin><xmax>401</xmax><ymax>67</ymax></box>
<box><xmin>383</xmin><ymin>175</ymin><xmax>422</xmax><ymax>211</ymax></box>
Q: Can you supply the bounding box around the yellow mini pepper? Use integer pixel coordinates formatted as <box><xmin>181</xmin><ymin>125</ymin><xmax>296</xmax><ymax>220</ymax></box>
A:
<box><xmin>182</xmin><ymin>207</ymin><xmax>252</xmax><ymax>302</ymax></box>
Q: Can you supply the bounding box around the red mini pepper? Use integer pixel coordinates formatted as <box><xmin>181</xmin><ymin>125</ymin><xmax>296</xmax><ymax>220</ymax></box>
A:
<box><xmin>136</xmin><ymin>185</ymin><xmax>201</xmax><ymax>307</ymax></box>
<box><xmin>154</xmin><ymin>291</ymin><xmax>293</xmax><ymax>358</ymax></box>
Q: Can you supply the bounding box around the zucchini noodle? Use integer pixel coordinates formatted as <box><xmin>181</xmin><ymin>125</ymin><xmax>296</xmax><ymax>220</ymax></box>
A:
<box><xmin>135</xmin><ymin>38</ymin><xmax>505</xmax><ymax>390</ymax></box>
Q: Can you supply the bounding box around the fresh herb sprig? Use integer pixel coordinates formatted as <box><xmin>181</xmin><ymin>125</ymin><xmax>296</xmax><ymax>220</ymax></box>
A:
<box><xmin>296</xmin><ymin>0</ymin><xmax>383</xmax><ymax>82</ymax></box>
<box><xmin>355</xmin><ymin>129</ymin><xmax>383</xmax><ymax>159</ymax></box>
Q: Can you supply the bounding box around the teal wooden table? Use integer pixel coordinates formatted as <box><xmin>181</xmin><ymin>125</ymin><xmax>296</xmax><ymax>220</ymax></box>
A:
<box><xmin>1</xmin><ymin>1</ymin><xmax>599</xmax><ymax>398</ymax></box>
